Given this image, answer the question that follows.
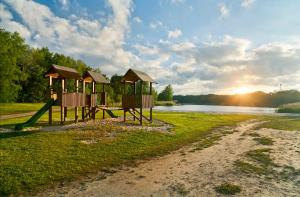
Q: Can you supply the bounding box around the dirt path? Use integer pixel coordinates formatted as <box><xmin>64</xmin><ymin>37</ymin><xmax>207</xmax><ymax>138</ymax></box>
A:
<box><xmin>39</xmin><ymin>120</ymin><xmax>300</xmax><ymax>197</ymax></box>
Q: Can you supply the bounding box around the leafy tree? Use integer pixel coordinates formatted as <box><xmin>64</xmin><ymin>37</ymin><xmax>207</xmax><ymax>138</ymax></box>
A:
<box><xmin>0</xmin><ymin>29</ymin><xmax>28</xmax><ymax>102</ymax></box>
<box><xmin>158</xmin><ymin>84</ymin><xmax>173</xmax><ymax>101</ymax></box>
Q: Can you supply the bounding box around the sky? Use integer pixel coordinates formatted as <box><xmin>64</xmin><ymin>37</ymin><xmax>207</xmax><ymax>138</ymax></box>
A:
<box><xmin>0</xmin><ymin>0</ymin><xmax>300</xmax><ymax>95</ymax></box>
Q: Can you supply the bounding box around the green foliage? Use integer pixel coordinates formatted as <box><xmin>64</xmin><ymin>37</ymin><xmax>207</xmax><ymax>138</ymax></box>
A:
<box><xmin>277</xmin><ymin>102</ymin><xmax>300</xmax><ymax>113</ymax></box>
<box><xmin>158</xmin><ymin>84</ymin><xmax>173</xmax><ymax>101</ymax></box>
<box><xmin>0</xmin><ymin>29</ymin><xmax>92</xmax><ymax>103</ymax></box>
<box><xmin>0</xmin><ymin>29</ymin><xmax>28</xmax><ymax>102</ymax></box>
<box><xmin>174</xmin><ymin>90</ymin><xmax>300</xmax><ymax>107</ymax></box>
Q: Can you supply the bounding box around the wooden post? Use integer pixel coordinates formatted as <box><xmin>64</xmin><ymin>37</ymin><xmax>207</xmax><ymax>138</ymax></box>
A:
<box><xmin>123</xmin><ymin>82</ymin><xmax>126</xmax><ymax>122</ymax></box>
<box><xmin>82</xmin><ymin>80</ymin><xmax>85</xmax><ymax>121</ymax></box>
<box><xmin>63</xmin><ymin>79</ymin><xmax>67</xmax><ymax>122</ymax></box>
<box><xmin>140</xmin><ymin>81</ymin><xmax>143</xmax><ymax>125</ymax></box>
<box><xmin>150</xmin><ymin>82</ymin><xmax>152</xmax><ymax>122</ymax></box>
<box><xmin>133</xmin><ymin>82</ymin><xmax>136</xmax><ymax>121</ymax></box>
<box><xmin>102</xmin><ymin>84</ymin><xmax>105</xmax><ymax>119</ymax></box>
<box><xmin>61</xmin><ymin>78</ymin><xmax>64</xmax><ymax>125</ymax></box>
<box><xmin>75</xmin><ymin>79</ymin><xmax>79</xmax><ymax>123</ymax></box>
<box><xmin>92</xmin><ymin>81</ymin><xmax>95</xmax><ymax>120</ymax></box>
<box><xmin>49</xmin><ymin>76</ymin><xmax>53</xmax><ymax>125</ymax></box>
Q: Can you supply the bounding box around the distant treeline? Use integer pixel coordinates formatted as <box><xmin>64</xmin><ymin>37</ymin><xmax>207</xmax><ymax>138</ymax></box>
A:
<box><xmin>174</xmin><ymin>90</ymin><xmax>300</xmax><ymax>107</ymax></box>
<box><xmin>0</xmin><ymin>29</ymin><xmax>160</xmax><ymax>104</ymax></box>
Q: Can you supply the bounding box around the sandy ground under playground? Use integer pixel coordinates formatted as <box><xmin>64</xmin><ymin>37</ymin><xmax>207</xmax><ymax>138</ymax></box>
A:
<box><xmin>37</xmin><ymin>120</ymin><xmax>300</xmax><ymax>197</ymax></box>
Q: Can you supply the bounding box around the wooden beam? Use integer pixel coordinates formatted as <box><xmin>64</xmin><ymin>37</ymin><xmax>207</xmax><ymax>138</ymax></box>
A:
<box><xmin>75</xmin><ymin>79</ymin><xmax>79</xmax><ymax>123</ymax></box>
<box><xmin>61</xmin><ymin>78</ymin><xmax>64</xmax><ymax>125</ymax></box>
<box><xmin>140</xmin><ymin>81</ymin><xmax>142</xmax><ymax>125</ymax></box>
<box><xmin>49</xmin><ymin>76</ymin><xmax>53</xmax><ymax>125</ymax></box>
<box><xmin>82</xmin><ymin>80</ymin><xmax>85</xmax><ymax>121</ymax></box>
<box><xmin>150</xmin><ymin>82</ymin><xmax>152</xmax><ymax>122</ymax></box>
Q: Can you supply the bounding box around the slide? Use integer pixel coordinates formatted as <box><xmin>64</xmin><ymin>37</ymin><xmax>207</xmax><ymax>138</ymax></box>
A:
<box><xmin>105</xmin><ymin>109</ymin><xmax>119</xmax><ymax>118</ymax></box>
<box><xmin>15</xmin><ymin>99</ymin><xmax>56</xmax><ymax>130</ymax></box>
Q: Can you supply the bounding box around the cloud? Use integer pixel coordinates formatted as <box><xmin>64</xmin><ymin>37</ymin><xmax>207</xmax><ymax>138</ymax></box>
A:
<box><xmin>149</xmin><ymin>20</ymin><xmax>163</xmax><ymax>29</ymax></box>
<box><xmin>168</xmin><ymin>29</ymin><xmax>182</xmax><ymax>39</ymax></box>
<box><xmin>0</xmin><ymin>3</ymin><xmax>31</xmax><ymax>39</ymax></box>
<box><xmin>241</xmin><ymin>0</ymin><xmax>255</xmax><ymax>7</ymax></box>
<box><xmin>57</xmin><ymin>0</ymin><xmax>69</xmax><ymax>10</ymax></box>
<box><xmin>133</xmin><ymin>16</ymin><xmax>142</xmax><ymax>23</ymax></box>
<box><xmin>2</xmin><ymin>0</ymin><xmax>136</xmax><ymax>75</ymax></box>
<box><xmin>170</xmin><ymin>0</ymin><xmax>185</xmax><ymax>4</ymax></box>
<box><xmin>218</xmin><ymin>3</ymin><xmax>229</xmax><ymax>19</ymax></box>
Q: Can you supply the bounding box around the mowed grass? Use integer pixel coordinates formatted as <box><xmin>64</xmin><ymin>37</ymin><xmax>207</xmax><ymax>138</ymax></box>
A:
<box><xmin>259</xmin><ymin>116</ymin><xmax>300</xmax><ymax>131</ymax></box>
<box><xmin>0</xmin><ymin>103</ymin><xmax>45</xmax><ymax>116</ymax></box>
<box><xmin>0</xmin><ymin>108</ymin><xmax>253</xmax><ymax>195</ymax></box>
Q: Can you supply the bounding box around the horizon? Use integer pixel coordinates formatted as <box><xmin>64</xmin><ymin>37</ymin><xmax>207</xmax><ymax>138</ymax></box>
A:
<box><xmin>174</xmin><ymin>89</ymin><xmax>300</xmax><ymax>96</ymax></box>
<box><xmin>1</xmin><ymin>0</ymin><xmax>300</xmax><ymax>94</ymax></box>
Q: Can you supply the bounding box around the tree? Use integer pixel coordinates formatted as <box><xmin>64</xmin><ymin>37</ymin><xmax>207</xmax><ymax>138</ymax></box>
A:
<box><xmin>158</xmin><ymin>84</ymin><xmax>173</xmax><ymax>101</ymax></box>
<box><xmin>0</xmin><ymin>29</ymin><xmax>28</xmax><ymax>102</ymax></box>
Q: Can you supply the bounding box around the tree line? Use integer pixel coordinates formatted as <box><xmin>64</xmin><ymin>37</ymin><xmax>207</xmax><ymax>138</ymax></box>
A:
<box><xmin>174</xmin><ymin>90</ymin><xmax>300</xmax><ymax>107</ymax></box>
<box><xmin>0</xmin><ymin>29</ymin><xmax>176</xmax><ymax>104</ymax></box>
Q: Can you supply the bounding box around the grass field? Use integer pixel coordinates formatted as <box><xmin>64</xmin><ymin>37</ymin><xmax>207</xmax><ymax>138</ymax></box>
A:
<box><xmin>0</xmin><ymin>103</ymin><xmax>299</xmax><ymax>195</ymax></box>
<box><xmin>258</xmin><ymin>116</ymin><xmax>300</xmax><ymax>131</ymax></box>
<box><xmin>0</xmin><ymin>103</ymin><xmax>255</xmax><ymax>195</ymax></box>
<box><xmin>0</xmin><ymin>103</ymin><xmax>45</xmax><ymax>116</ymax></box>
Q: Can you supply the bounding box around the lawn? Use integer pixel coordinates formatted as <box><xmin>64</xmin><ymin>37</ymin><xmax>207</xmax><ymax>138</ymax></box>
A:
<box><xmin>258</xmin><ymin>116</ymin><xmax>300</xmax><ymax>131</ymax></box>
<box><xmin>0</xmin><ymin>105</ymin><xmax>253</xmax><ymax>196</ymax></box>
<box><xmin>0</xmin><ymin>103</ymin><xmax>45</xmax><ymax>116</ymax></box>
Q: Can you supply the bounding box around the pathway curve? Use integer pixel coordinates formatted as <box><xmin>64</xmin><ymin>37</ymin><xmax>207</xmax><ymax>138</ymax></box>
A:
<box><xmin>39</xmin><ymin>120</ymin><xmax>300</xmax><ymax>197</ymax></box>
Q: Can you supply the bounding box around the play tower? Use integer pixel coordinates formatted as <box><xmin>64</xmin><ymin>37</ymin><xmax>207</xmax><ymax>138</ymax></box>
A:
<box><xmin>121</xmin><ymin>69</ymin><xmax>155</xmax><ymax>125</ymax></box>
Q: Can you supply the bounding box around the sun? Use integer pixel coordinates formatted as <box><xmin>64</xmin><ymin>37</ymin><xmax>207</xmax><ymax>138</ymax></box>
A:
<box><xmin>232</xmin><ymin>86</ymin><xmax>253</xmax><ymax>95</ymax></box>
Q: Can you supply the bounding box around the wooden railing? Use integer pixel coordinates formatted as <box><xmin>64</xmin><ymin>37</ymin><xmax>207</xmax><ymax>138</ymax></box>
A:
<box><xmin>122</xmin><ymin>95</ymin><xmax>153</xmax><ymax>108</ymax></box>
<box><xmin>57</xmin><ymin>92</ymin><xmax>107</xmax><ymax>107</ymax></box>
<box><xmin>61</xmin><ymin>93</ymin><xmax>85</xmax><ymax>107</ymax></box>
<box><xmin>85</xmin><ymin>94</ymin><xmax>97</xmax><ymax>107</ymax></box>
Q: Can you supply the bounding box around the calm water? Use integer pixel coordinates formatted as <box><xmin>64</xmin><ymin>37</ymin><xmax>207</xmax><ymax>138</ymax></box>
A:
<box><xmin>154</xmin><ymin>104</ymin><xmax>276</xmax><ymax>114</ymax></box>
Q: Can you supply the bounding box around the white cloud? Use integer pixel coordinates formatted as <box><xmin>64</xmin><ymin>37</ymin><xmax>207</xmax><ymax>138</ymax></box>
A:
<box><xmin>2</xmin><ymin>0</ymin><xmax>136</xmax><ymax>76</ymax></box>
<box><xmin>0</xmin><ymin>3</ymin><xmax>31</xmax><ymax>39</ymax></box>
<box><xmin>170</xmin><ymin>0</ymin><xmax>185</xmax><ymax>4</ymax></box>
<box><xmin>133</xmin><ymin>16</ymin><xmax>142</xmax><ymax>23</ymax></box>
<box><xmin>218</xmin><ymin>3</ymin><xmax>229</xmax><ymax>19</ymax></box>
<box><xmin>241</xmin><ymin>0</ymin><xmax>255</xmax><ymax>7</ymax></box>
<box><xmin>57</xmin><ymin>0</ymin><xmax>69</xmax><ymax>10</ymax></box>
<box><xmin>150</xmin><ymin>20</ymin><xmax>163</xmax><ymax>29</ymax></box>
<box><xmin>168</xmin><ymin>29</ymin><xmax>182</xmax><ymax>39</ymax></box>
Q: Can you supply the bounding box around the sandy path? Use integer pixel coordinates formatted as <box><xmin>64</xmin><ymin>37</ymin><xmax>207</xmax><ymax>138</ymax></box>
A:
<box><xmin>40</xmin><ymin>120</ymin><xmax>300</xmax><ymax>197</ymax></box>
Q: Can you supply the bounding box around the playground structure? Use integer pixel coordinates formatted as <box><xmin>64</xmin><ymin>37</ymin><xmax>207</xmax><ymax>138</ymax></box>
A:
<box><xmin>122</xmin><ymin>69</ymin><xmax>155</xmax><ymax>125</ymax></box>
<box><xmin>82</xmin><ymin>70</ymin><xmax>109</xmax><ymax>120</ymax></box>
<box><xmin>15</xmin><ymin>65</ymin><xmax>155</xmax><ymax>130</ymax></box>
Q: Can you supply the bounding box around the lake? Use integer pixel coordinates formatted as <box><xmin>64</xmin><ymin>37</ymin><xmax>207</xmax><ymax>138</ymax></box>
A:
<box><xmin>154</xmin><ymin>104</ymin><xmax>276</xmax><ymax>114</ymax></box>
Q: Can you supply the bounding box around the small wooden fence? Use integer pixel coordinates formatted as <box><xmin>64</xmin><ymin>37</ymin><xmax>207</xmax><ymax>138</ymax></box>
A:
<box><xmin>122</xmin><ymin>95</ymin><xmax>153</xmax><ymax>108</ymax></box>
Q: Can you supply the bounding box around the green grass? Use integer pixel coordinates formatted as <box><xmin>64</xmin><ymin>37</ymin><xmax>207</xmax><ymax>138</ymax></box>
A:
<box><xmin>215</xmin><ymin>183</ymin><xmax>241</xmax><ymax>195</ymax></box>
<box><xmin>258</xmin><ymin>116</ymin><xmax>300</xmax><ymax>131</ymax></box>
<box><xmin>277</xmin><ymin>102</ymin><xmax>300</xmax><ymax>113</ymax></box>
<box><xmin>235</xmin><ymin>148</ymin><xmax>274</xmax><ymax>176</ymax></box>
<box><xmin>0</xmin><ymin>111</ymin><xmax>252</xmax><ymax>196</ymax></box>
<box><xmin>253</xmin><ymin>136</ymin><xmax>274</xmax><ymax>145</ymax></box>
<box><xmin>0</xmin><ymin>103</ymin><xmax>45</xmax><ymax>116</ymax></box>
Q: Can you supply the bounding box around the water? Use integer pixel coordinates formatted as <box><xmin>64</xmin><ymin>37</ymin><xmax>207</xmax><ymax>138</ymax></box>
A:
<box><xmin>154</xmin><ymin>104</ymin><xmax>276</xmax><ymax>114</ymax></box>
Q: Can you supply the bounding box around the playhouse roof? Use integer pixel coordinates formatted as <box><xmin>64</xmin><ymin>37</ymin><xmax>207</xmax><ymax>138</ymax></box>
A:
<box><xmin>122</xmin><ymin>69</ymin><xmax>155</xmax><ymax>83</ymax></box>
<box><xmin>83</xmin><ymin>70</ymin><xmax>109</xmax><ymax>84</ymax></box>
<box><xmin>45</xmin><ymin>64</ymin><xmax>81</xmax><ymax>80</ymax></box>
